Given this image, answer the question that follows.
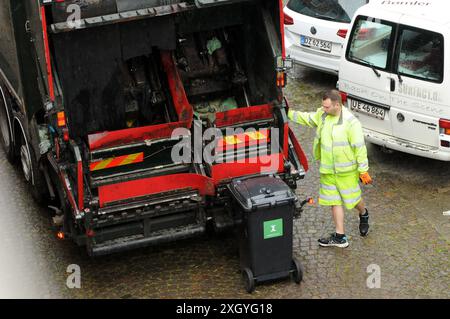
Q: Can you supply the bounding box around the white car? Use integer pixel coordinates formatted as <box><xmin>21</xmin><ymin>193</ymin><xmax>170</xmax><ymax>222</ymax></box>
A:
<box><xmin>284</xmin><ymin>0</ymin><xmax>368</xmax><ymax>75</ymax></box>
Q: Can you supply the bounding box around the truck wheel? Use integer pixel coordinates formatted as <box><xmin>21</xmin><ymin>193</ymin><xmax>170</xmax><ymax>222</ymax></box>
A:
<box><xmin>0</xmin><ymin>86</ymin><xmax>15</xmax><ymax>163</ymax></box>
<box><xmin>242</xmin><ymin>268</ymin><xmax>255</xmax><ymax>293</ymax></box>
<box><xmin>16</xmin><ymin>116</ymin><xmax>49</xmax><ymax>204</ymax></box>
<box><xmin>291</xmin><ymin>258</ymin><xmax>303</xmax><ymax>284</ymax></box>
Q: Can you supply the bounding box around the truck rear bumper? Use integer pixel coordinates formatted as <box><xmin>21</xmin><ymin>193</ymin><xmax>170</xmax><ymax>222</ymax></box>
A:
<box><xmin>85</xmin><ymin>189</ymin><xmax>206</xmax><ymax>256</ymax></box>
<box><xmin>90</xmin><ymin>224</ymin><xmax>205</xmax><ymax>256</ymax></box>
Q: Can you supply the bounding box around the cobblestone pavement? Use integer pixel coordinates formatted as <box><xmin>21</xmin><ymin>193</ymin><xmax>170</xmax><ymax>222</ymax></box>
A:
<box><xmin>0</xmin><ymin>66</ymin><xmax>448</xmax><ymax>299</ymax></box>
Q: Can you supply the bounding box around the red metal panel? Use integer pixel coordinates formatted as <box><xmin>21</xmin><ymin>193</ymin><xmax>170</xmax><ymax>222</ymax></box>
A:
<box><xmin>211</xmin><ymin>153</ymin><xmax>284</xmax><ymax>184</ymax></box>
<box><xmin>288</xmin><ymin>127</ymin><xmax>309</xmax><ymax>172</ymax></box>
<box><xmin>88</xmin><ymin>121</ymin><xmax>189</xmax><ymax>150</ymax></box>
<box><xmin>77</xmin><ymin>161</ymin><xmax>84</xmax><ymax>210</ymax></box>
<box><xmin>40</xmin><ymin>6</ymin><xmax>55</xmax><ymax>101</ymax></box>
<box><xmin>215</xmin><ymin>104</ymin><xmax>273</xmax><ymax>128</ymax></box>
<box><xmin>88</xmin><ymin>51</ymin><xmax>193</xmax><ymax>151</ymax></box>
<box><xmin>279</xmin><ymin>0</ymin><xmax>286</xmax><ymax>59</ymax></box>
<box><xmin>98</xmin><ymin>173</ymin><xmax>215</xmax><ymax>207</ymax></box>
<box><xmin>161</xmin><ymin>51</ymin><xmax>193</xmax><ymax>124</ymax></box>
<box><xmin>59</xmin><ymin>171</ymin><xmax>79</xmax><ymax>214</ymax></box>
<box><xmin>283</xmin><ymin>123</ymin><xmax>289</xmax><ymax>158</ymax></box>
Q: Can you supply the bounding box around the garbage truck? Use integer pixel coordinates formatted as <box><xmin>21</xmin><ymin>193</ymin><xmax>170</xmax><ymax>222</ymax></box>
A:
<box><xmin>0</xmin><ymin>0</ymin><xmax>308</xmax><ymax>256</ymax></box>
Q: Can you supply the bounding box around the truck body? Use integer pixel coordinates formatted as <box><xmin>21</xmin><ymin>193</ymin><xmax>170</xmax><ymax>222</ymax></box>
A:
<box><xmin>0</xmin><ymin>0</ymin><xmax>308</xmax><ymax>256</ymax></box>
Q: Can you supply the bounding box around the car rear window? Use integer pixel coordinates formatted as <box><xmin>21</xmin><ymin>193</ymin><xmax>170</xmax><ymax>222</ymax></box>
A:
<box><xmin>286</xmin><ymin>0</ymin><xmax>368</xmax><ymax>24</ymax></box>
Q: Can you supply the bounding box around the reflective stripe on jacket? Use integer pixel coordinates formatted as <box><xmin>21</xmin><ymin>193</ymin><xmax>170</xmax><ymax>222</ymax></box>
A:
<box><xmin>288</xmin><ymin>107</ymin><xmax>369</xmax><ymax>174</ymax></box>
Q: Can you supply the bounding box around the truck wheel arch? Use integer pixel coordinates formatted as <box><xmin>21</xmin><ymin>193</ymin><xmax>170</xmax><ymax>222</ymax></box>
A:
<box><xmin>0</xmin><ymin>86</ymin><xmax>13</xmax><ymax>141</ymax></box>
<box><xmin>13</xmin><ymin>114</ymin><xmax>49</xmax><ymax>204</ymax></box>
<box><xmin>13</xmin><ymin>115</ymin><xmax>35</xmax><ymax>184</ymax></box>
<box><xmin>0</xmin><ymin>85</ymin><xmax>16</xmax><ymax>162</ymax></box>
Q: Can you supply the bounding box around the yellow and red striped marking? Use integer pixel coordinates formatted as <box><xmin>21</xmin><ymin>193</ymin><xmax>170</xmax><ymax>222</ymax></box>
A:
<box><xmin>90</xmin><ymin>152</ymin><xmax>144</xmax><ymax>172</ymax></box>
<box><xmin>217</xmin><ymin>129</ymin><xmax>270</xmax><ymax>152</ymax></box>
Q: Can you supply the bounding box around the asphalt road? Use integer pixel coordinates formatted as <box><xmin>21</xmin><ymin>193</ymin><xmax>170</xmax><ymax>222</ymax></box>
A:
<box><xmin>0</xmin><ymin>66</ymin><xmax>448</xmax><ymax>299</ymax></box>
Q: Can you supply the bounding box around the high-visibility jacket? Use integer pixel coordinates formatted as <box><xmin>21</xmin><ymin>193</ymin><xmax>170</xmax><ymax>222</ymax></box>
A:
<box><xmin>288</xmin><ymin>107</ymin><xmax>369</xmax><ymax>175</ymax></box>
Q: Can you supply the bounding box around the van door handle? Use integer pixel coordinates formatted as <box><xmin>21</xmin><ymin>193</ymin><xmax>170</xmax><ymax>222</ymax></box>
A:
<box><xmin>390</xmin><ymin>78</ymin><xmax>396</xmax><ymax>92</ymax></box>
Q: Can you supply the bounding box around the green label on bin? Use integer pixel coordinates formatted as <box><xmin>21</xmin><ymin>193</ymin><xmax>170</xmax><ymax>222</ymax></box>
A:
<box><xmin>263</xmin><ymin>219</ymin><xmax>283</xmax><ymax>239</ymax></box>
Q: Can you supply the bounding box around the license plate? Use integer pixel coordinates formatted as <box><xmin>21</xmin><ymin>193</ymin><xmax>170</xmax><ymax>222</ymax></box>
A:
<box><xmin>300</xmin><ymin>35</ymin><xmax>332</xmax><ymax>52</ymax></box>
<box><xmin>350</xmin><ymin>99</ymin><xmax>386</xmax><ymax>120</ymax></box>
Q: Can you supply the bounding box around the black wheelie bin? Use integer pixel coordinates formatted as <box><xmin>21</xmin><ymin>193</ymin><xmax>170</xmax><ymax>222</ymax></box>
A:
<box><xmin>228</xmin><ymin>175</ymin><xmax>303</xmax><ymax>293</ymax></box>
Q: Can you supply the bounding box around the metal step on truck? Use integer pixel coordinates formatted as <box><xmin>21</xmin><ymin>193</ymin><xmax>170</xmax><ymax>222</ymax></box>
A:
<box><xmin>0</xmin><ymin>0</ymin><xmax>308</xmax><ymax>257</ymax></box>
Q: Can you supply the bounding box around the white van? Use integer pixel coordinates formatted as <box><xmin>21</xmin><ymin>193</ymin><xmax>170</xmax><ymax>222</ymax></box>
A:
<box><xmin>338</xmin><ymin>0</ymin><xmax>450</xmax><ymax>161</ymax></box>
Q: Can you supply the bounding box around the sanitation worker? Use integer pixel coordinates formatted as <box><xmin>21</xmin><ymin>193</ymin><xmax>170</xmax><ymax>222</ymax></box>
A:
<box><xmin>288</xmin><ymin>90</ymin><xmax>372</xmax><ymax>248</ymax></box>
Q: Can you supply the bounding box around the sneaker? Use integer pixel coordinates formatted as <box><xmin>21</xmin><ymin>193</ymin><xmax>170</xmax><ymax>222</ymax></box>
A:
<box><xmin>318</xmin><ymin>234</ymin><xmax>349</xmax><ymax>248</ymax></box>
<box><xmin>359</xmin><ymin>210</ymin><xmax>370</xmax><ymax>237</ymax></box>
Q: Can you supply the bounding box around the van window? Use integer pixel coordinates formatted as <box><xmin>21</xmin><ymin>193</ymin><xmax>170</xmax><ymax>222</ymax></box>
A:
<box><xmin>396</xmin><ymin>28</ymin><xmax>444</xmax><ymax>83</ymax></box>
<box><xmin>347</xmin><ymin>17</ymin><xmax>395</xmax><ymax>70</ymax></box>
<box><xmin>287</xmin><ymin>0</ymin><xmax>368</xmax><ymax>23</ymax></box>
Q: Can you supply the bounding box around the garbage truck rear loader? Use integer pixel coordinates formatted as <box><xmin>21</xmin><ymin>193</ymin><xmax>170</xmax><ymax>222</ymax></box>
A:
<box><xmin>0</xmin><ymin>0</ymin><xmax>308</xmax><ymax>256</ymax></box>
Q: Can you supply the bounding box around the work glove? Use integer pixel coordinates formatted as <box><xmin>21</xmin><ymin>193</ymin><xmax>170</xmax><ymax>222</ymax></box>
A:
<box><xmin>359</xmin><ymin>172</ymin><xmax>373</xmax><ymax>185</ymax></box>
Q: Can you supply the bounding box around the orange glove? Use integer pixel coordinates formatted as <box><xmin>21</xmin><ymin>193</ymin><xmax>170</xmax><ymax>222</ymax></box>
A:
<box><xmin>360</xmin><ymin>172</ymin><xmax>373</xmax><ymax>185</ymax></box>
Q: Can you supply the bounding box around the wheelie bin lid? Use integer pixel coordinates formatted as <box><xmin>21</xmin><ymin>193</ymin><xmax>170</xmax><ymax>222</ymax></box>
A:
<box><xmin>228</xmin><ymin>175</ymin><xmax>297</xmax><ymax>212</ymax></box>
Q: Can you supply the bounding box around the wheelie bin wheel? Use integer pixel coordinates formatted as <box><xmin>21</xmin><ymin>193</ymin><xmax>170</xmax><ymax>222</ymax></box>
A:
<box><xmin>242</xmin><ymin>268</ymin><xmax>255</xmax><ymax>293</ymax></box>
<box><xmin>292</xmin><ymin>258</ymin><xmax>303</xmax><ymax>284</ymax></box>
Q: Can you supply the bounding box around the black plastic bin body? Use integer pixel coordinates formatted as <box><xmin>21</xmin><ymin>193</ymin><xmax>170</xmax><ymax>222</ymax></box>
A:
<box><xmin>229</xmin><ymin>175</ymin><xmax>302</xmax><ymax>292</ymax></box>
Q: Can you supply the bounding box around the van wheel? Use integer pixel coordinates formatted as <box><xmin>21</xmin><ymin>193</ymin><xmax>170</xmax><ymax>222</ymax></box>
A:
<box><xmin>0</xmin><ymin>87</ymin><xmax>15</xmax><ymax>163</ymax></box>
<box><xmin>16</xmin><ymin>116</ymin><xmax>49</xmax><ymax>204</ymax></box>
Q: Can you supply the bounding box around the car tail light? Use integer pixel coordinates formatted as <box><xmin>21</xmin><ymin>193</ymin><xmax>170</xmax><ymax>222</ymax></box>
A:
<box><xmin>339</xmin><ymin>91</ymin><xmax>348</xmax><ymax>104</ymax></box>
<box><xmin>337</xmin><ymin>29</ymin><xmax>348</xmax><ymax>38</ymax></box>
<box><xmin>439</xmin><ymin>119</ymin><xmax>450</xmax><ymax>135</ymax></box>
<box><xmin>284</xmin><ymin>13</ymin><xmax>294</xmax><ymax>26</ymax></box>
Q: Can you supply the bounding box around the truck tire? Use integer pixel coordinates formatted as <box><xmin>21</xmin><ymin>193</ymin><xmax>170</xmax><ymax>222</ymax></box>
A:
<box><xmin>0</xmin><ymin>86</ymin><xmax>16</xmax><ymax>163</ymax></box>
<box><xmin>15</xmin><ymin>115</ymin><xmax>49</xmax><ymax>204</ymax></box>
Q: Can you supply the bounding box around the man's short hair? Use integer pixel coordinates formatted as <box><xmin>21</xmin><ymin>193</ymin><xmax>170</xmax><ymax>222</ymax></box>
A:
<box><xmin>322</xmin><ymin>90</ymin><xmax>342</xmax><ymax>105</ymax></box>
